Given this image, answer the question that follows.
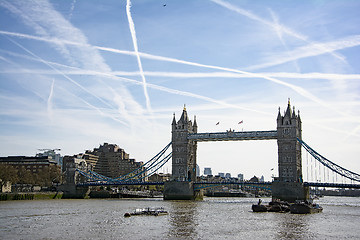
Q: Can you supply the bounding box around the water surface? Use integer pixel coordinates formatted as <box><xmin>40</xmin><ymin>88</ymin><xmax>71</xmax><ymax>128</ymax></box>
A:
<box><xmin>0</xmin><ymin>196</ymin><xmax>359</xmax><ymax>239</ymax></box>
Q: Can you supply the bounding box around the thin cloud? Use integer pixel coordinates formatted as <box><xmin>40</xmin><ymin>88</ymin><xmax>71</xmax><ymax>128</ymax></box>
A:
<box><xmin>268</xmin><ymin>8</ymin><xmax>300</xmax><ymax>72</ymax></box>
<box><xmin>1</xmin><ymin>0</ymin><xmax>144</xmax><ymax>126</ymax></box>
<box><xmin>126</xmin><ymin>0</ymin><xmax>152</xmax><ymax>112</ymax></box>
<box><xmin>68</xmin><ymin>0</ymin><xmax>76</xmax><ymax>20</ymax></box>
<box><xmin>2</xmin><ymin>29</ymin><xmax>360</xmax><ymax>81</ymax></box>
<box><xmin>1</xmin><ymin>30</ymin><xmax>359</xmax><ymax>118</ymax></box>
<box><xmin>47</xmin><ymin>79</ymin><xmax>55</xmax><ymax>121</ymax></box>
<box><xmin>210</xmin><ymin>0</ymin><xmax>346</xmax><ymax>62</ymax></box>
<box><xmin>247</xmin><ymin>35</ymin><xmax>360</xmax><ymax>71</ymax></box>
<box><xmin>8</xmin><ymin>38</ymin><xmax>130</xmax><ymax>126</ymax></box>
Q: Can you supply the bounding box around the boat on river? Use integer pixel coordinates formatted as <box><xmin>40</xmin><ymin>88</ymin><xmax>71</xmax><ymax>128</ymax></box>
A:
<box><xmin>124</xmin><ymin>207</ymin><xmax>168</xmax><ymax>217</ymax></box>
<box><xmin>252</xmin><ymin>199</ymin><xmax>290</xmax><ymax>213</ymax></box>
<box><xmin>290</xmin><ymin>201</ymin><xmax>323</xmax><ymax>214</ymax></box>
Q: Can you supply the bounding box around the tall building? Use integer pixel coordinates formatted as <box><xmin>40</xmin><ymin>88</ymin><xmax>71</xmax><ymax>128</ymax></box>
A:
<box><xmin>218</xmin><ymin>172</ymin><xmax>225</xmax><ymax>178</ymax></box>
<box><xmin>204</xmin><ymin>167</ymin><xmax>212</xmax><ymax>176</ymax></box>
<box><xmin>171</xmin><ymin>106</ymin><xmax>197</xmax><ymax>181</ymax></box>
<box><xmin>84</xmin><ymin>143</ymin><xmax>145</xmax><ymax>179</ymax></box>
<box><xmin>225</xmin><ymin>173</ymin><xmax>231</xmax><ymax>179</ymax></box>
<box><xmin>237</xmin><ymin>173</ymin><xmax>244</xmax><ymax>181</ymax></box>
<box><xmin>277</xmin><ymin>99</ymin><xmax>303</xmax><ymax>182</ymax></box>
<box><xmin>196</xmin><ymin>164</ymin><xmax>200</xmax><ymax>177</ymax></box>
<box><xmin>36</xmin><ymin>149</ymin><xmax>63</xmax><ymax>169</ymax></box>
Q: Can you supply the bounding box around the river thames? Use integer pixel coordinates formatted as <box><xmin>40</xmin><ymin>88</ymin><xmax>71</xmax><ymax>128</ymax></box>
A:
<box><xmin>0</xmin><ymin>196</ymin><xmax>359</xmax><ymax>239</ymax></box>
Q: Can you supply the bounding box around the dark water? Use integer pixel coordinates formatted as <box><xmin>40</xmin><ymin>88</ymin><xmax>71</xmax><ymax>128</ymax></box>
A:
<box><xmin>0</xmin><ymin>196</ymin><xmax>359</xmax><ymax>239</ymax></box>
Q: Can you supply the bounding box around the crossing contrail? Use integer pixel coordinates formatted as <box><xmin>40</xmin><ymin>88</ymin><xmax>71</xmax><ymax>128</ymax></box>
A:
<box><xmin>268</xmin><ymin>8</ymin><xmax>300</xmax><ymax>72</ymax></box>
<box><xmin>126</xmin><ymin>0</ymin><xmax>152</xmax><ymax>112</ymax></box>
<box><xmin>0</xmin><ymin>1</ymin><xmax>143</xmax><ymax>126</ymax></box>
<box><xmin>210</xmin><ymin>0</ymin><xmax>346</xmax><ymax>63</ymax></box>
<box><xmin>7</xmin><ymin>38</ymin><xmax>129</xmax><ymax>126</ymax></box>
<box><xmin>1</xmin><ymin>30</ymin><xmax>359</xmax><ymax>117</ymax></box>
<box><xmin>6</xmin><ymin>48</ymin><xmax>359</xmax><ymax>123</ymax></box>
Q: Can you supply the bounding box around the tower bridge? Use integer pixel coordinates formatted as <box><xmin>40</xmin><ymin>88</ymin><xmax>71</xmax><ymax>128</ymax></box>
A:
<box><xmin>69</xmin><ymin>100</ymin><xmax>360</xmax><ymax>201</ymax></box>
<box><xmin>164</xmin><ymin>100</ymin><xmax>305</xmax><ymax>201</ymax></box>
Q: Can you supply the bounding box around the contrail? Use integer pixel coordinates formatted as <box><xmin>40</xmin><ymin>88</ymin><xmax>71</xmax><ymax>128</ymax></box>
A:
<box><xmin>268</xmin><ymin>8</ymin><xmax>300</xmax><ymax>72</ymax></box>
<box><xmin>247</xmin><ymin>35</ymin><xmax>360</xmax><ymax>71</ymax></box>
<box><xmin>68</xmin><ymin>0</ymin><xmax>76</xmax><ymax>20</ymax></box>
<box><xmin>3</xmin><ymin>41</ymin><xmax>358</xmax><ymax>124</ymax></box>
<box><xmin>1</xmin><ymin>48</ymin><xmax>268</xmax><ymax>115</ymax></box>
<box><xmin>2</xmin><ymin>30</ymin><xmax>359</xmax><ymax>116</ymax></box>
<box><xmin>47</xmin><ymin>78</ymin><xmax>55</xmax><ymax>120</ymax></box>
<box><xmin>210</xmin><ymin>0</ymin><xmax>346</xmax><ymax>63</ymax></box>
<box><xmin>7</xmin><ymin>38</ymin><xmax>129</xmax><ymax>125</ymax></box>
<box><xmin>2</xmin><ymin>47</ymin><xmax>359</xmax><ymax>81</ymax></box>
<box><xmin>0</xmin><ymin>1</ymin><xmax>142</xmax><ymax>126</ymax></box>
<box><xmin>126</xmin><ymin>0</ymin><xmax>152</xmax><ymax>112</ymax></box>
<box><xmin>2</xmin><ymin>29</ymin><xmax>359</xmax><ymax>73</ymax></box>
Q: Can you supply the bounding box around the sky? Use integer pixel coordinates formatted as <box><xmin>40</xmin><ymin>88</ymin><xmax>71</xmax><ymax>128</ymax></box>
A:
<box><xmin>0</xmin><ymin>0</ymin><xmax>359</xmax><ymax>181</ymax></box>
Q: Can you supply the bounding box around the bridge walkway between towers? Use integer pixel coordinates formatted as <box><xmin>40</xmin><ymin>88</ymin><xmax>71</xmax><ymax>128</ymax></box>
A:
<box><xmin>187</xmin><ymin>130</ymin><xmax>278</xmax><ymax>141</ymax></box>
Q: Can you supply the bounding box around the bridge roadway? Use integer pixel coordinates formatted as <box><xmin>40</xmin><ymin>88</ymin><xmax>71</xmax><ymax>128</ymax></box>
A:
<box><xmin>187</xmin><ymin>130</ymin><xmax>278</xmax><ymax>141</ymax></box>
<box><xmin>77</xmin><ymin>181</ymin><xmax>360</xmax><ymax>189</ymax></box>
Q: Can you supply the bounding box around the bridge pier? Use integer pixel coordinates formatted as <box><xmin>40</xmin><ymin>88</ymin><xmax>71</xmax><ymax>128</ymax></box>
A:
<box><xmin>272</xmin><ymin>181</ymin><xmax>309</xmax><ymax>202</ymax></box>
<box><xmin>163</xmin><ymin>181</ymin><xmax>203</xmax><ymax>200</ymax></box>
<box><xmin>58</xmin><ymin>183</ymin><xmax>90</xmax><ymax>199</ymax></box>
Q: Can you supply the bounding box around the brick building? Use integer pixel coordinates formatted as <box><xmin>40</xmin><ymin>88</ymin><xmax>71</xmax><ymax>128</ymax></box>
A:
<box><xmin>0</xmin><ymin>156</ymin><xmax>58</xmax><ymax>174</ymax></box>
<box><xmin>83</xmin><ymin>143</ymin><xmax>146</xmax><ymax>179</ymax></box>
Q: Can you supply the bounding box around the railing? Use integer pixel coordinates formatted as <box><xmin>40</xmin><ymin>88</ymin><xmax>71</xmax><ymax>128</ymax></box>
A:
<box><xmin>298</xmin><ymin>138</ymin><xmax>360</xmax><ymax>183</ymax></box>
<box><xmin>188</xmin><ymin>130</ymin><xmax>278</xmax><ymax>142</ymax></box>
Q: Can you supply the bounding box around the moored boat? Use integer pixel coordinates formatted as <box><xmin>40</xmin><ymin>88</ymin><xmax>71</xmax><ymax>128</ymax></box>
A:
<box><xmin>290</xmin><ymin>201</ymin><xmax>323</xmax><ymax>214</ymax></box>
<box><xmin>252</xmin><ymin>204</ymin><xmax>269</xmax><ymax>212</ymax></box>
<box><xmin>124</xmin><ymin>207</ymin><xmax>168</xmax><ymax>217</ymax></box>
<box><xmin>252</xmin><ymin>199</ymin><xmax>290</xmax><ymax>213</ymax></box>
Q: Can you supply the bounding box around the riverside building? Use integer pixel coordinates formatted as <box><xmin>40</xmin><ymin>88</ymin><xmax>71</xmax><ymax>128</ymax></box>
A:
<box><xmin>83</xmin><ymin>143</ymin><xmax>146</xmax><ymax>180</ymax></box>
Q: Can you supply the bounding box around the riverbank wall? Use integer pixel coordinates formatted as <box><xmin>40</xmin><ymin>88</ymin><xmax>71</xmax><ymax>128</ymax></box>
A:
<box><xmin>0</xmin><ymin>192</ymin><xmax>63</xmax><ymax>201</ymax></box>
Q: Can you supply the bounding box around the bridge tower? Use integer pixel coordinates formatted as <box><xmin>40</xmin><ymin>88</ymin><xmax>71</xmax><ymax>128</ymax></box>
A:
<box><xmin>273</xmin><ymin>99</ymin><xmax>309</xmax><ymax>202</ymax></box>
<box><xmin>164</xmin><ymin>106</ymin><xmax>202</xmax><ymax>200</ymax></box>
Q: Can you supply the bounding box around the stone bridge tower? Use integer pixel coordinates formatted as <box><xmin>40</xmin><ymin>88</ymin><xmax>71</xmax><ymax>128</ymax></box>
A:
<box><xmin>273</xmin><ymin>99</ymin><xmax>309</xmax><ymax>202</ymax></box>
<box><xmin>171</xmin><ymin>105</ymin><xmax>197</xmax><ymax>181</ymax></box>
<box><xmin>277</xmin><ymin>99</ymin><xmax>303</xmax><ymax>182</ymax></box>
<box><xmin>164</xmin><ymin>106</ymin><xmax>202</xmax><ymax>200</ymax></box>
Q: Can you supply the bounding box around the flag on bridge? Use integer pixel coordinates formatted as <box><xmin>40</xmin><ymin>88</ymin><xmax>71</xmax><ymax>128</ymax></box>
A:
<box><xmin>238</xmin><ymin>120</ymin><xmax>243</xmax><ymax>124</ymax></box>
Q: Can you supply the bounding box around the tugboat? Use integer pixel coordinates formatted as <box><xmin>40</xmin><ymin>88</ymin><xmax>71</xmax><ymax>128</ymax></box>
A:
<box><xmin>124</xmin><ymin>207</ymin><xmax>168</xmax><ymax>217</ymax></box>
<box><xmin>290</xmin><ymin>200</ymin><xmax>323</xmax><ymax>214</ymax></box>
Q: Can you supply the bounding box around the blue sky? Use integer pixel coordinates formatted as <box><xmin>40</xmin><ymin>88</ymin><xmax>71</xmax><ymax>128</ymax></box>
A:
<box><xmin>1</xmin><ymin>0</ymin><xmax>359</xmax><ymax>180</ymax></box>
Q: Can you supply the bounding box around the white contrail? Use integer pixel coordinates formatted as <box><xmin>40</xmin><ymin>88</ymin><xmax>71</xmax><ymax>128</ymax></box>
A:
<box><xmin>3</xmin><ymin>41</ymin><xmax>359</xmax><ymax>124</ymax></box>
<box><xmin>1</xmin><ymin>0</ymin><xmax>143</xmax><ymax>126</ymax></box>
<box><xmin>2</xmin><ymin>30</ymin><xmax>359</xmax><ymax>73</ymax></box>
<box><xmin>7</xmin><ymin>38</ymin><xmax>129</xmax><ymax>125</ymax></box>
<box><xmin>126</xmin><ymin>0</ymin><xmax>151</xmax><ymax>112</ymax></box>
<box><xmin>268</xmin><ymin>8</ymin><xmax>300</xmax><ymax>72</ymax></box>
<box><xmin>2</xmin><ymin>30</ymin><xmax>360</xmax><ymax>115</ymax></box>
<box><xmin>4</xmin><ymin>66</ymin><xmax>360</xmax><ymax>81</ymax></box>
<box><xmin>1</xmin><ymin>48</ymin><xmax>268</xmax><ymax>115</ymax></box>
<box><xmin>247</xmin><ymin>35</ymin><xmax>360</xmax><ymax>71</ymax></box>
<box><xmin>47</xmin><ymin>79</ymin><xmax>55</xmax><ymax>120</ymax></box>
<box><xmin>210</xmin><ymin>0</ymin><xmax>346</xmax><ymax>63</ymax></box>
<box><xmin>68</xmin><ymin>0</ymin><xmax>76</xmax><ymax>20</ymax></box>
